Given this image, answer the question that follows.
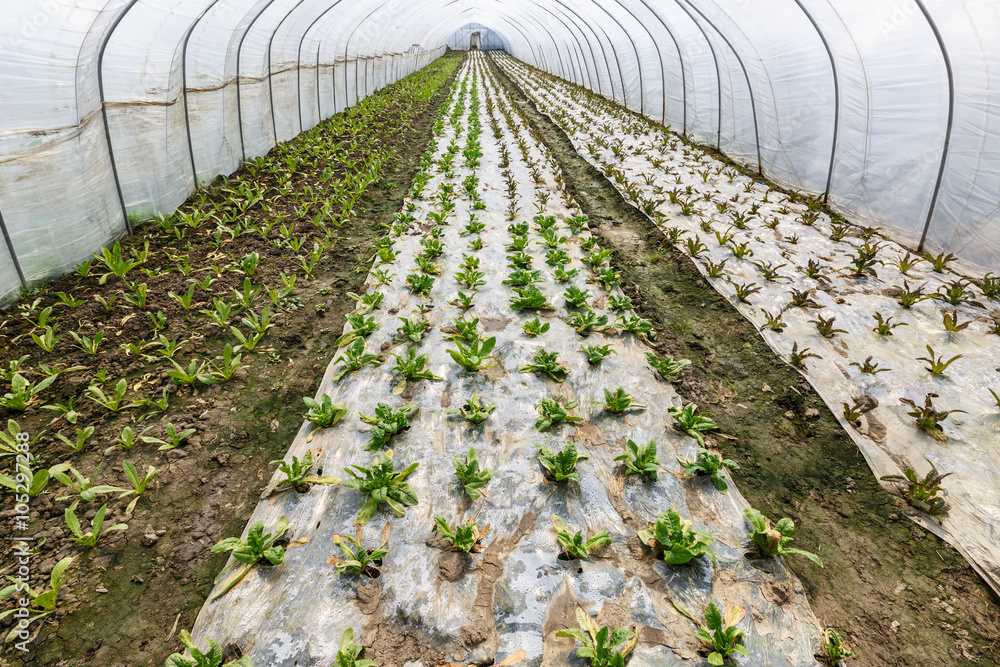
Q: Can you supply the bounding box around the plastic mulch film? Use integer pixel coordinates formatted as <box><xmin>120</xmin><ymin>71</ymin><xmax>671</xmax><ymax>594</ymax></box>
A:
<box><xmin>191</xmin><ymin>53</ymin><xmax>824</xmax><ymax>666</ymax></box>
<box><xmin>495</xmin><ymin>54</ymin><xmax>1000</xmax><ymax>598</ymax></box>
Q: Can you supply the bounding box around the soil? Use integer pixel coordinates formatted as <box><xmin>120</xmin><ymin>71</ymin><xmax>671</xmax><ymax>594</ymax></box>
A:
<box><xmin>0</xmin><ymin>54</ymin><xmax>461</xmax><ymax>666</ymax></box>
<box><xmin>491</xmin><ymin>57</ymin><xmax>1000</xmax><ymax>667</ymax></box>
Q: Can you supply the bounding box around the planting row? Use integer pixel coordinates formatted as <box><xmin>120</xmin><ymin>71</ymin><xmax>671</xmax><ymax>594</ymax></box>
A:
<box><xmin>189</xmin><ymin>52</ymin><xmax>832</xmax><ymax>667</ymax></box>
<box><xmin>495</xmin><ymin>53</ymin><xmax>1000</xmax><ymax>597</ymax></box>
<box><xmin>0</xmin><ymin>55</ymin><xmax>462</xmax><ymax>664</ymax></box>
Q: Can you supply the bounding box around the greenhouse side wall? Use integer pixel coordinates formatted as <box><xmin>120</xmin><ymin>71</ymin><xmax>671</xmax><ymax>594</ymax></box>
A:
<box><xmin>0</xmin><ymin>0</ymin><xmax>446</xmax><ymax>306</ymax></box>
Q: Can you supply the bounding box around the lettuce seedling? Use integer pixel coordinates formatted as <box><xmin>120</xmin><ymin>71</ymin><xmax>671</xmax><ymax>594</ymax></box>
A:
<box><xmin>333</xmin><ymin>628</ymin><xmax>378</xmax><ymax>667</ymax></box>
<box><xmin>503</xmin><ymin>269</ymin><xmax>540</xmax><ymax>287</ymax></box>
<box><xmin>266</xmin><ymin>450</ymin><xmax>341</xmax><ymax>496</ymax></box>
<box><xmin>0</xmin><ymin>556</ymin><xmax>74</xmax><ymax>643</ymax></box>
<box><xmin>695</xmin><ymin>602</ymin><xmax>749</xmax><ymax>666</ymax></box>
<box><xmin>581</xmin><ymin>343</ymin><xmax>615</xmax><ymax>365</ymax></box>
<box><xmin>449</xmin><ymin>394</ymin><xmax>496</xmax><ymax>425</ymax></box>
<box><xmin>434</xmin><ymin>516</ymin><xmax>490</xmax><ymax>554</ymax></box>
<box><xmin>614</xmin><ymin>439</ymin><xmax>660</xmax><ymax>480</ymax></box>
<box><xmin>638</xmin><ymin>508</ymin><xmax>715</xmax><ymax>566</ymax></box>
<box><xmin>645</xmin><ymin>352</ymin><xmax>690</xmax><ymax>382</ymax></box>
<box><xmin>537</xmin><ymin>441</ymin><xmax>587</xmax><ymax>482</ymax></box>
<box><xmin>669</xmin><ymin>403</ymin><xmax>718</xmax><ymax>446</ymax></box>
<box><xmin>900</xmin><ymin>393</ymin><xmax>964</xmax><ymax>442</ymax></box>
<box><xmin>360</xmin><ymin>403</ymin><xmax>418</xmax><ymax>451</ymax></box>
<box><xmin>744</xmin><ymin>508</ymin><xmax>822</xmax><ymax>566</ymax></box>
<box><xmin>303</xmin><ymin>395</ymin><xmax>348</xmax><ymax>429</ymax></box>
<box><xmin>535</xmin><ymin>396</ymin><xmax>583</xmax><ymax>432</ymax></box>
<box><xmin>568</xmin><ymin>309</ymin><xmax>609</xmax><ymax>335</ymax></box>
<box><xmin>64</xmin><ymin>503</ymin><xmax>127</xmax><ymax>548</ymax></box>
<box><xmin>211</xmin><ymin>516</ymin><xmax>289</xmax><ymax>600</ymax></box>
<box><xmin>554</xmin><ymin>607</ymin><xmax>636</xmax><ymax>667</ymax></box>
<box><xmin>335</xmin><ymin>313</ymin><xmax>380</xmax><ymax>346</ymax></box>
<box><xmin>915</xmin><ymin>345</ymin><xmax>962</xmax><ymax>377</ymax></box>
<box><xmin>164</xmin><ymin>629</ymin><xmax>252</xmax><ymax>667</ymax></box>
<box><xmin>676</xmin><ymin>448</ymin><xmax>739</xmax><ymax>493</ymax></box>
<box><xmin>510</xmin><ymin>285</ymin><xmax>551</xmax><ymax>310</ymax></box>
<box><xmin>390</xmin><ymin>346</ymin><xmax>442</xmax><ymax>392</ymax></box>
<box><xmin>406</xmin><ymin>273</ymin><xmax>434</xmax><ymax>295</ymax></box>
<box><xmin>331</xmin><ymin>525</ymin><xmax>389</xmax><ymax>578</ymax></box>
<box><xmin>395</xmin><ymin>317</ymin><xmax>427</xmax><ymax>343</ymax></box>
<box><xmin>520</xmin><ymin>349</ymin><xmax>569</xmax><ymax>382</ymax></box>
<box><xmin>594</xmin><ymin>387</ymin><xmax>645</xmax><ymax>414</ymax></box>
<box><xmin>332</xmin><ymin>338</ymin><xmax>381</xmax><ymax>381</ymax></box>
<box><xmin>552</xmin><ymin>515</ymin><xmax>611</xmax><ymax>560</ymax></box>
<box><xmin>448</xmin><ymin>336</ymin><xmax>496</xmax><ymax>372</ymax></box>
<box><xmin>822</xmin><ymin>628</ymin><xmax>853</xmax><ymax>665</ymax></box>
<box><xmin>343</xmin><ymin>450</ymin><xmax>419</xmax><ymax>525</ymax></box>
<box><xmin>564</xmin><ymin>284</ymin><xmax>591</xmax><ymax>309</ymax></box>
<box><xmin>522</xmin><ymin>317</ymin><xmax>550</xmax><ymax>336</ymax></box>
<box><xmin>453</xmin><ymin>447</ymin><xmax>493</xmax><ymax>500</ymax></box>
<box><xmin>881</xmin><ymin>457</ymin><xmax>951</xmax><ymax>519</ymax></box>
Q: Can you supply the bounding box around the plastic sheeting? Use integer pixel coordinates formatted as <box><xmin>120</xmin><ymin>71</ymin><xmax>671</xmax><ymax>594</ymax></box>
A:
<box><xmin>192</xmin><ymin>53</ymin><xmax>825</xmax><ymax>666</ymax></box>
<box><xmin>3</xmin><ymin>1</ymin><xmax>1000</xmax><ymax>304</ymax></box>
<box><xmin>497</xmin><ymin>53</ymin><xmax>1000</xmax><ymax>596</ymax></box>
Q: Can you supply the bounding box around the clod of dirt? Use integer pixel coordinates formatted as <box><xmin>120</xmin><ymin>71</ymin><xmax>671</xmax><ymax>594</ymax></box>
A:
<box><xmin>357</xmin><ymin>583</ymin><xmax>381</xmax><ymax>615</ymax></box>
<box><xmin>438</xmin><ymin>551</ymin><xmax>467</xmax><ymax>582</ymax></box>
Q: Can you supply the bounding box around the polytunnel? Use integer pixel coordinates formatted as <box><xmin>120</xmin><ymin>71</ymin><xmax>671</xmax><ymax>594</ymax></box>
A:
<box><xmin>2</xmin><ymin>1</ymin><xmax>1000</xmax><ymax>666</ymax></box>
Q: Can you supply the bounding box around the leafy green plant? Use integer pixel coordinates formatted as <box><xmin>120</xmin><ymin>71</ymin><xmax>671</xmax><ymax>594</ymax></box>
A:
<box><xmin>594</xmin><ymin>387</ymin><xmax>644</xmax><ymax>414</ymax></box>
<box><xmin>536</xmin><ymin>441</ymin><xmax>587</xmax><ymax>482</ymax></box>
<box><xmin>390</xmin><ymin>347</ymin><xmax>442</xmax><ymax>391</ymax></box>
<box><xmin>519</xmin><ymin>349</ymin><xmax>569</xmax><ymax>382</ymax></box>
<box><xmin>509</xmin><ymin>284</ymin><xmax>551</xmax><ymax>310</ymax></box>
<box><xmin>395</xmin><ymin>317</ymin><xmax>427</xmax><ymax>343</ymax></box>
<box><xmin>331</xmin><ymin>526</ymin><xmax>389</xmax><ymax>579</ymax></box>
<box><xmin>434</xmin><ymin>516</ymin><xmax>489</xmax><ymax>554</ymax></box>
<box><xmin>54</xmin><ymin>425</ymin><xmax>94</xmax><ymax>453</ymax></box>
<box><xmin>788</xmin><ymin>342</ymin><xmax>820</xmax><ymax>369</ymax></box>
<box><xmin>69</xmin><ymin>330</ymin><xmax>104</xmax><ymax>355</ymax></box>
<box><xmin>744</xmin><ymin>508</ymin><xmax>822</xmax><ymax>566</ymax></box>
<box><xmin>637</xmin><ymin>508</ymin><xmax>715</xmax><ymax>565</ymax></box>
<box><xmin>534</xmin><ymin>395</ymin><xmax>583</xmax><ymax>432</ymax></box>
<box><xmin>343</xmin><ymin>450</ymin><xmax>419</xmax><ymax>525</ymax></box>
<box><xmin>551</xmin><ymin>515</ymin><xmax>611</xmax><ymax>560</ymax></box>
<box><xmin>676</xmin><ymin>448</ymin><xmax>739</xmax><ymax>493</ymax></box>
<box><xmin>210</xmin><ymin>344</ymin><xmax>243</xmax><ymax>381</ymax></box>
<box><xmin>0</xmin><ymin>556</ymin><xmax>74</xmax><ymax>643</ymax></box>
<box><xmin>449</xmin><ymin>394</ymin><xmax>496</xmax><ymax>426</ymax></box>
<box><xmin>925</xmin><ymin>251</ymin><xmax>957</xmax><ymax>273</ymax></box>
<box><xmin>645</xmin><ymin>352</ymin><xmax>690</xmax><ymax>382</ymax></box>
<box><xmin>872</xmin><ymin>312</ymin><xmax>906</xmax><ymax>335</ymax></box>
<box><xmin>336</xmin><ymin>313</ymin><xmax>380</xmax><ymax>346</ymax></box>
<box><xmin>303</xmin><ymin>395</ymin><xmax>348</xmax><ymax>430</ymax></box>
<box><xmin>332</xmin><ymin>338</ymin><xmax>381</xmax><ymax>381</ymax></box>
<box><xmin>693</xmin><ymin>602</ymin><xmax>749</xmax><ymax>666</ymax></box>
<box><xmin>268</xmin><ymin>450</ymin><xmax>340</xmax><ymax>495</ymax></box>
<box><xmin>453</xmin><ymin>447</ymin><xmax>493</xmax><ymax>501</ymax></box>
<box><xmin>915</xmin><ymin>345</ymin><xmax>962</xmax><ymax>377</ymax></box>
<box><xmin>164</xmin><ymin>629</ymin><xmax>251</xmax><ymax>667</ymax></box>
<box><xmin>167</xmin><ymin>359</ymin><xmax>215</xmax><ymax>386</ymax></box>
<box><xmin>64</xmin><ymin>502</ymin><xmax>128</xmax><ymax>548</ymax></box>
<box><xmin>119</xmin><ymin>460</ymin><xmax>159</xmax><ymax>513</ymax></box>
<box><xmin>668</xmin><ymin>403</ymin><xmax>718</xmax><ymax>446</ymax></box>
<box><xmin>564</xmin><ymin>284</ymin><xmax>591</xmax><ymax>309</ymax></box>
<box><xmin>0</xmin><ymin>374</ymin><xmax>56</xmax><ymax>411</ymax></box>
<box><xmin>210</xmin><ymin>516</ymin><xmax>289</xmax><ymax>600</ymax></box>
<box><xmin>822</xmin><ymin>628</ymin><xmax>853</xmax><ymax>665</ymax></box>
<box><xmin>881</xmin><ymin>457</ymin><xmax>951</xmax><ymax>520</ymax></box>
<box><xmin>95</xmin><ymin>242</ymin><xmax>140</xmax><ymax>283</ymax></box>
<box><xmin>614</xmin><ymin>439</ymin><xmax>661</xmax><ymax>481</ymax></box>
<box><xmin>812</xmin><ymin>315</ymin><xmax>847</xmax><ymax>338</ymax></box>
<box><xmin>522</xmin><ymin>316</ymin><xmax>550</xmax><ymax>336</ymax></box>
<box><xmin>360</xmin><ymin>403</ymin><xmax>418</xmax><ymax>451</ymax></box>
<box><xmin>581</xmin><ymin>343</ymin><xmax>615</xmax><ymax>365</ymax></box>
<box><xmin>900</xmin><ymin>393</ymin><xmax>963</xmax><ymax>442</ymax></box>
<box><xmin>49</xmin><ymin>463</ymin><xmax>127</xmax><ymax>503</ymax></box>
<box><xmin>554</xmin><ymin>607</ymin><xmax>636</xmax><ymax>667</ymax></box>
<box><xmin>159</xmin><ymin>423</ymin><xmax>196</xmax><ymax>451</ymax></box>
<box><xmin>87</xmin><ymin>378</ymin><xmax>141</xmax><ymax>412</ymax></box>
<box><xmin>448</xmin><ymin>336</ymin><xmax>496</xmax><ymax>372</ymax></box>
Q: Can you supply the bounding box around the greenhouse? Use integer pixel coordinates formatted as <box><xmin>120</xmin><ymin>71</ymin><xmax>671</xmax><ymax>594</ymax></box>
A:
<box><xmin>0</xmin><ymin>1</ymin><xmax>998</xmax><ymax>666</ymax></box>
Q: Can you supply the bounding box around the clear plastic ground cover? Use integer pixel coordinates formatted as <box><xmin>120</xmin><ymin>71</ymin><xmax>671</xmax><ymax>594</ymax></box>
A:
<box><xmin>191</xmin><ymin>53</ymin><xmax>824</xmax><ymax>666</ymax></box>
<box><xmin>494</xmin><ymin>53</ymin><xmax>1000</xmax><ymax>598</ymax></box>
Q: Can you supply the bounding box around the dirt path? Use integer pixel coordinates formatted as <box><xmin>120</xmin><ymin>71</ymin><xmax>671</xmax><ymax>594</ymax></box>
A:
<box><xmin>490</xmin><ymin>55</ymin><xmax>1000</xmax><ymax>667</ymax></box>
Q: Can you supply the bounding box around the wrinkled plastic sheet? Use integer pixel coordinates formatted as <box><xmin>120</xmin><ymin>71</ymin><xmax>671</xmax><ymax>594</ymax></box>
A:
<box><xmin>192</xmin><ymin>53</ymin><xmax>823</xmax><ymax>666</ymax></box>
<box><xmin>495</xmin><ymin>54</ymin><xmax>1000</xmax><ymax>597</ymax></box>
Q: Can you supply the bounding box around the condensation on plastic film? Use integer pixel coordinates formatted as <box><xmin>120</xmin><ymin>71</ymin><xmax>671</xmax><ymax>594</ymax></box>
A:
<box><xmin>191</xmin><ymin>53</ymin><xmax>824</xmax><ymax>667</ymax></box>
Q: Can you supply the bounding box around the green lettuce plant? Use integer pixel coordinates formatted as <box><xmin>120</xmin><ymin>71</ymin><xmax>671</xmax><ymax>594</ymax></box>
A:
<box><xmin>343</xmin><ymin>451</ymin><xmax>419</xmax><ymax>525</ymax></box>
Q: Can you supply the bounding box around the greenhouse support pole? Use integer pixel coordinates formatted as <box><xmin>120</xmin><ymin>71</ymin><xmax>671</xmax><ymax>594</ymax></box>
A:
<box><xmin>791</xmin><ymin>0</ymin><xmax>840</xmax><ymax>202</ymax></box>
<box><xmin>552</xmin><ymin>0</ymin><xmax>611</xmax><ymax>98</ymax></box>
<box><xmin>236</xmin><ymin>0</ymin><xmax>277</xmax><ymax>163</ymax></box>
<box><xmin>181</xmin><ymin>0</ymin><xmax>223</xmax><ymax>188</ymax></box>
<box><xmin>299</xmin><ymin>1</ymin><xmax>346</xmax><ymax>132</ymax></box>
<box><xmin>0</xmin><ymin>208</ymin><xmax>27</xmax><ymax>289</ymax></box>
<box><xmin>580</xmin><ymin>0</ymin><xmax>636</xmax><ymax>110</ymax></box>
<box><xmin>677</xmin><ymin>0</ymin><xmax>762</xmax><ymax>174</ymax></box>
<box><xmin>670</xmin><ymin>0</ymin><xmax>721</xmax><ymax>149</ymax></box>
<box><xmin>97</xmin><ymin>0</ymin><xmax>141</xmax><ymax>235</ymax></box>
<box><xmin>555</xmin><ymin>0</ymin><xmax>623</xmax><ymax>105</ymax></box>
<box><xmin>268</xmin><ymin>1</ymin><xmax>308</xmax><ymax>145</ymax></box>
<box><xmin>344</xmin><ymin>2</ymin><xmax>391</xmax><ymax>110</ymax></box>
<box><xmin>312</xmin><ymin>0</ymin><xmax>350</xmax><ymax>122</ymax></box>
<box><xmin>636</xmin><ymin>0</ymin><xmax>687</xmax><ymax>134</ymax></box>
<box><xmin>610</xmin><ymin>0</ymin><xmax>662</xmax><ymax>120</ymax></box>
<box><xmin>914</xmin><ymin>0</ymin><xmax>955</xmax><ymax>253</ymax></box>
